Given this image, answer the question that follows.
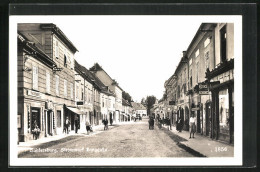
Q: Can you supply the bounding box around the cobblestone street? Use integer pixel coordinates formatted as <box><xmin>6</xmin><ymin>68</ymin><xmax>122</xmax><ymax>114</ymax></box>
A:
<box><xmin>19</xmin><ymin>117</ymin><xmax>195</xmax><ymax>158</ymax></box>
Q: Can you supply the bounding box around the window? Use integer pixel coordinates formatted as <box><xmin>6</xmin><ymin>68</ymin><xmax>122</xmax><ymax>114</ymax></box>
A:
<box><xmin>55</xmin><ymin>40</ymin><xmax>59</xmax><ymax>58</ymax></box>
<box><xmin>190</xmin><ymin>69</ymin><xmax>192</xmax><ymax>88</ymax></box>
<box><xmin>195</xmin><ymin>49</ymin><xmax>200</xmax><ymax>58</ymax></box>
<box><xmin>205</xmin><ymin>51</ymin><xmax>210</xmax><ymax>69</ymax></box>
<box><xmin>46</xmin><ymin>71</ymin><xmax>50</xmax><ymax>93</ymax></box>
<box><xmin>196</xmin><ymin>62</ymin><xmax>199</xmax><ymax>83</ymax></box>
<box><xmin>204</xmin><ymin>37</ymin><xmax>211</xmax><ymax>47</ymax></box>
<box><xmin>55</xmin><ymin>75</ymin><xmax>59</xmax><ymax>96</ymax></box>
<box><xmin>70</xmin><ymin>83</ymin><xmax>73</xmax><ymax>99</ymax></box>
<box><xmin>57</xmin><ymin>110</ymin><xmax>61</xmax><ymax>128</ymax></box>
<box><xmin>64</xmin><ymin>79</ymin><xmax>67</xmax><ymax>97</ymax></box>
<box><xmin>32</xmin><ymin>66</ymin><xmax>38</xmax><ymax>90</ymax></box>
<box><xmin>64</xmin><ymin>55</ymin><xmax>67</xmax><ymax>67</ymax></box>
<box><xmin>189</xmin><ymin>58</ymin><xmax>192</xmax><ymax>66</ymax></box>
<box><xmin>220</xmin><ymin>25</ymin><xmax>227</xmax><ymax>62</ymax></box>
<box><xmin>76</xmin><ymin>83</ymin><xmax>79</xmax><ymax>99</ymax></box>
<box><xmin>81</xmin><ymin>88</ymin><xmax>84</xmax><ymax>101</ymax></box>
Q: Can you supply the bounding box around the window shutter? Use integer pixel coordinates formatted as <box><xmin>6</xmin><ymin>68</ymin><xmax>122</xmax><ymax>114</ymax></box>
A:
<box><xmin>55</xmin><ymin>40</ymin><xmax>59</xmax><ymax>58</ymax></box>
<box><xmin>33</xmin><ymin>66</ymin><xmax>38</xmax><ymax>90</ymax></box>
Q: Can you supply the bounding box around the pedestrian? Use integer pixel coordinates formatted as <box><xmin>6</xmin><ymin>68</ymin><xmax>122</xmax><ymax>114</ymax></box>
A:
<box><xmin>151</xmin><ymin>117</ymin><xmax>154</xmax><ymax>130</ymax></box>
<box><xmin>158</xmin><ymin>117</ymin><xmax>162</xmax><ymax>129</ymax></box>
<box><xmin>166</xmin><ymin>117</ymin><xmax>171</xmax><ymax>130</ymax></box>
<box><xmin>75</xmin><ymin>117</ymin><xmax>79</xmax><ymax>134</ymax></box>
<box><xmin>189</xmin><ymin>114</ymin><xmax>196</xmax><ymax>139</ymax></box>
<box><xmin>110</xmin><ymin>117</ymin><xmax>113</xmax><ymax>126</ymax></box>
<box><xmin>65</xmin><ymin>117</ymin><xmax>70</xmax><ymax>134</ymax></box>
<box><xmin>105</xmin><ymin>118</ymin><xmax>109</xmax><ymax>130</ymax></box>
<box><xmin>85</xmin><ymin>121</ymin><xmax>91</xmax><ymax>135</ymax></box>
<box><xmin>148</xmin><ymin>117</ymin><xmax>151</xmax><ymax>130</ymax></box>
<box><xmin>179</xmin><ymin>117</ymin><xmax>184</xmax><ymax>132</ymax></box>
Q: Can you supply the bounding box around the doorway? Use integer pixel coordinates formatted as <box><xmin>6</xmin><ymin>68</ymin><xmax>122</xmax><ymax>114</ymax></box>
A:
<box><xmin>197</xmin><ymin>110</ymin><xmax>201</xmax><ymax>133</ymax></box>
<box><xmin>205</xmin><ymin>102</ymin><xmax>211</xmax><ymax>136</ymax></box>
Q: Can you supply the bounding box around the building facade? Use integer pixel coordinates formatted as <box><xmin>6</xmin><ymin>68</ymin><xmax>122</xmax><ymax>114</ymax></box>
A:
<box><xmin>162</xmin><ymin>23</ymin><xmax>234</xmax><ymax>144</ymax></box>
<box><xmin>89</xmin><ymin>63</ymin><xmax>123</xmax><ymax>124</ymax></box>
<box><xmin>18</xmin><ymin>23</ymin><xmax>78</xmax><ymax>142</ymax></box>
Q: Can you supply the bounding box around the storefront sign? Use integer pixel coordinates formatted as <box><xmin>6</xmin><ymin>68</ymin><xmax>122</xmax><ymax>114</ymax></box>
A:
<box><xmin>76</xmin><ymin>101</ymin><xmax>84</xmax><ymax>106</ymax></box>
<box><xmin>198</xmin><ymin>83</ymin><xmax>209</xmax><ymax>95</ymax></box>
<box><xmin>27</xmin><ymin>90</ymin><xmax>41</xmax><ymax>97</ymax></box>
<box><xmin>199</xmin><ymin>91</ymin><xmax>210</xmax><ymax>95</ymax></box>
<box><xmin>199</xmin><ymin>84</ymin><xmax>208</xmax><ymax>89</ymax></box>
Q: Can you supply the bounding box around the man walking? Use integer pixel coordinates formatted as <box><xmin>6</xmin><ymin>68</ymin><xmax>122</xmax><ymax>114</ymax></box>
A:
<box><xmin>65</xmin><ymin>117</ymin><xmax>70</xmax><ymax>134</ymax></box>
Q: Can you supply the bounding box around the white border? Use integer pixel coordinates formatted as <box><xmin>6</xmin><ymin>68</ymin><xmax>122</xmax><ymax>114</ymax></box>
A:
<box><xmin>9</xmin><ymin>15</ymin><xmax>242</xmax><ymax>166</ymax></box>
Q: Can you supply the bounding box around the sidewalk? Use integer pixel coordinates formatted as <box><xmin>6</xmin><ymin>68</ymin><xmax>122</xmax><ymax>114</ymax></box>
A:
<box><xmin>17</xmin><ymin>123</ymin><xmax>118</xmax><ymax>155</ymax></box>
<box><xmin>161</xmin><ymin>125</ymin><xmax>234</xmax><ymax>157</ymax></box>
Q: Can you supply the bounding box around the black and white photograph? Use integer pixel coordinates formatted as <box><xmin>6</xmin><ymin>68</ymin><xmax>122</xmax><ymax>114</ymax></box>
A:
<box><xmin>8</xmin><ymin>8</ymin><xmax>245</xmax><ymax>166</ymax></box>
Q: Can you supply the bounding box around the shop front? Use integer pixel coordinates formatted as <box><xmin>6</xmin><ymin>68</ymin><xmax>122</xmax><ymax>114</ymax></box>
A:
<box><xmin>206</xmin><ymin>59</ymin><xmax>234</xmax><ymax>144</ymax></box>
<box><xmin>18</xmin><ymin>90</ymin><xmax>46</xmax><ymax>142</ymax></box>
<box><xmin>64</xmin><ymin>105</ymin><xmax>83</xmax><ymax>133</ymax></box>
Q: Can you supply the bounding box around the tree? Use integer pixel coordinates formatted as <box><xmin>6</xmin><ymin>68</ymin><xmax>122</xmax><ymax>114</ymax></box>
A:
<box><xmin>145</xmin><ymin>95</ymin><xmax>156</xmax><ymax>115</ymax></box>
<box><xmin>122</xmin><ymin>91</ymin><xmax>133</xmax><ymax>104</ymax></box>
<box><xmin>141</xmin><ymin>97</ymin><xmax>146</xmax><ymax>106</ymax></box>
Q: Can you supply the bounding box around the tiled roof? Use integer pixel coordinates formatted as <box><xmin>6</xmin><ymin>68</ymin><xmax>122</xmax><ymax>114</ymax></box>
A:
<box><xmin>75</xmin><ymin>60</ymin><xmax>115</xmax><ymax>96</ymax></box>
<box><xmin>90</xmin><ymin>63</ymin><xmax>124</xmax><ymax>91</ymax></box>
<box><xmin>131</xmin><ymin>102</ymin><xmax>146</xmax><ymax>110</ymax></box>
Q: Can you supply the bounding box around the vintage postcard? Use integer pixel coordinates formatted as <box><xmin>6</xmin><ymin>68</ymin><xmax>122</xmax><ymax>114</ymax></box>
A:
<box><xmin>9</xmin><ymin>12</ymin><xmax>242</xmax><ymax>166</ymax></box>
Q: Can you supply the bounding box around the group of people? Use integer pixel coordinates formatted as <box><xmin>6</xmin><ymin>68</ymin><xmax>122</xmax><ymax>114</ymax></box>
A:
<box><xmin>153</xmin><ymin>114</ymin><xmax>196</xmax><ymax>139</ymax></box>
<box><xmin>156</xmin><ymin>116</ymin><xmax>172</xmax><ymax>130</ymax></box>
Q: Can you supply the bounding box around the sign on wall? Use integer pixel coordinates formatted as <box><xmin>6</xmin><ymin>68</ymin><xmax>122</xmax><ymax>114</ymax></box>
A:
<box><xmin>198</xmin><ymin>83</ymin><xmax>209</xmax><ymax>95</ymax></box>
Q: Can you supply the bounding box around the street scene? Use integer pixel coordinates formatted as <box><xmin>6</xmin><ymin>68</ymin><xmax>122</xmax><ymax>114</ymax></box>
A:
<box><xmin>18</xmin><ymin>116</ymin><xmax>233</xmax><ymax>158</ymax></box>
<box><xmin>16</xmin><ymin>20</ymin><xmax>234</xmax><ymax>159</ymax></box>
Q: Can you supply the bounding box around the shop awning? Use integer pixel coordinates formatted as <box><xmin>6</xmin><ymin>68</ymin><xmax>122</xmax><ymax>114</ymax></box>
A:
<box><xmin>66</xmin><ymin>106</ymin><xmax>84</xmax><ymax>115</ymax></box>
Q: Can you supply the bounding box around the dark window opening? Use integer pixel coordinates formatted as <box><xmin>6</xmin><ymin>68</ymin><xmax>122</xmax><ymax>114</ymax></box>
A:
<box><xmin>64</xmin><ymin>55</ymin><xmax>67</xmax><ymax>67</ymax></box>
<box><xmin>220</xmin><ymin>26</ymin><xmax>227</xmax><ymax>62</ymax></box>
<box><xmin>57</xmin><ymin>110</ymin><xmax>61</xmax><ymax>128</ymax></box>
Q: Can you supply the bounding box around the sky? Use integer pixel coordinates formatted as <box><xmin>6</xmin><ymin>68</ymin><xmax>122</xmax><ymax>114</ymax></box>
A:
<box><xmin>16</xmin><ymin>16</ymin><xmax>205</xmax><ymax>102</ymax></box>
<box><xmin>54</xmin><ymin>16</ymin><xmax>203</xmax><ymax>102</ymax></box>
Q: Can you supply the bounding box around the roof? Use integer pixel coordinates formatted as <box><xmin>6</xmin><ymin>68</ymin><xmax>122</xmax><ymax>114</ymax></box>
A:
<box><xmin>18</xmin><ymin>32</ymin><xmax>57</xmax><ymax>69</ymax></box>
<box><xmin>90</xmin><ymin>63</ymin><xmax>124</xmax><ymax>91</ymax></box>
<box><xmin>131</xmin><ymin>102</ymin><xmax>146</xmax><ymax>110</ymax></box>
<box><xmin>40</xmin><ymin>23</ymin><xmax>78</xmax><ymax>53</ymax></box>
<box><xmin>74</xmin><ymin>60</ymin><xmax>115</xmax><ymax>97</ymax></box>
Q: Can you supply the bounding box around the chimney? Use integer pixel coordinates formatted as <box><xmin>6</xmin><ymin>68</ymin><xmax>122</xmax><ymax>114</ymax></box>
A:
<box><xmin>182</xmin><ymin>51</ymin><xmax>187</xmax><ymax>57</ymax></box>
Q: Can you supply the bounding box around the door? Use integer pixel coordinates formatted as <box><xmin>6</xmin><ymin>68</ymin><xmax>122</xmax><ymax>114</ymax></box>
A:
<box><xmin>47</xmin><ymin>111</ymin><xmax>51</xmax><ymax>135</ymax></box>
<box><xmin>206</xmin><ymin>103</ymin><xmax>211</xmax><ymax>136</ymax></box>
<box><xmin>197</xmin><ymin>110</ymin><xmax>201</xmax><ymax>133</ymax></box>
<box><xmin>31</xmin><ymin>108</ymin><xmax>41</xmax><ymax>130</ymax></box>
<box><xmin>71</xmin><ymin>114</ymin><xmax>75</xmax><ymax>130</ymax></box>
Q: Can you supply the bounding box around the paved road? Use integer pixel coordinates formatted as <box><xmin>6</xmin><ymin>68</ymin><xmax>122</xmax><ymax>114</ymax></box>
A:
<box><xmin>19</xmin><ymin>117</ymin><xmax>194</xmax><ymax>158</ymax></box>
